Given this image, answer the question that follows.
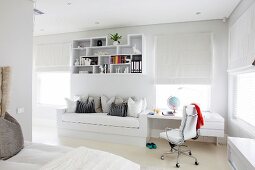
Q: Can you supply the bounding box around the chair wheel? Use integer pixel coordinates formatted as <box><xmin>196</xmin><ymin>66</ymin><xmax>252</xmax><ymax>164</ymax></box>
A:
<box><xmin>195</xmin><ymin>161</ymin><xmax>199</xmax><ymax>165</ymax></box>
<box><xmin>176</xmin><ymin>163</ymin><xmax>180</xmax><ymax>168</ymax></box>
<box><xmin>189</xmin><ymin>151</ymin><xmax>192</xmax><ymax>155</ymax></box>
<box><xmin>160</xmin><ymin>155</ymin><xmax>164</xmax><ymax>160</ymax></box>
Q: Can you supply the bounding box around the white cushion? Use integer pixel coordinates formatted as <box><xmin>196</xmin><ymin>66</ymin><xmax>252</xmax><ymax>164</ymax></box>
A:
<box><xmin>114</xmin><ymin>97</ymin><xmax>124</xmax><ymax>104</ymax></box>
<box><xmin>65</xmin><ymin>98</ymin><xmax>77</xmax><ymax>113</ymax></box>
<box><xmin>101</xmin><ymin>96</ymin><xmax>115</xmax><ymax>113</ymax></box>
<box><xmin>62</xmin><ymin>113</ymin><xmax>139</xmax><ymax>128</ymax></box>
<box><xmin>127</xmin><ymin>98</ymin><xmax>142</xmax><ymax>117</ymax></box>
<box><xmin>160</xmin><ymin>129</ymin><xmax>183</xmax><ymax>145</ymax></box>
<box><xmin>74</xmin><ymin>95</ymin><xmax>87</xmax><ymax>102</ymax></box>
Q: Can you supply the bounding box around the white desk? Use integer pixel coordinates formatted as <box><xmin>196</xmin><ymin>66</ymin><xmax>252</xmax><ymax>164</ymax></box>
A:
<box><xmin>147</xmin><ymin>112</ymin><xmax>225</xmax><ymax>144</ymax></box>
<box><xmin>147</xmin><ymin>113</ymin><xmax>182</xmax><ymax>120</ymax></box>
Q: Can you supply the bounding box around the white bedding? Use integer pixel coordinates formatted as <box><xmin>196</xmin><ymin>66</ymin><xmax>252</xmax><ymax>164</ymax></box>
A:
<box><xmin>0</xmin><ymin>142</ymin><xmax>139</xmax><ymax>170</ymax></box>
<box><xmin>41</xmin><ymin>147</ymin><xmax>139</xmax><ymax>170</ymax></box>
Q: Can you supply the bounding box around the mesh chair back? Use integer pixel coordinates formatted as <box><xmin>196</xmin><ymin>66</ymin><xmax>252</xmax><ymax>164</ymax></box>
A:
<box><xmin>180</xmin><ymin>105</ymin><xmax>198</xmax><ymax>141</ymax></box>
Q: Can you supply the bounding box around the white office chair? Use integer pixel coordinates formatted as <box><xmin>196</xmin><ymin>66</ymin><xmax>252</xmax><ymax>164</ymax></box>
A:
<box><xmin>160</xmin><ymin>105</ymin><xmax>199</xmax><ymax>168</ymax></box>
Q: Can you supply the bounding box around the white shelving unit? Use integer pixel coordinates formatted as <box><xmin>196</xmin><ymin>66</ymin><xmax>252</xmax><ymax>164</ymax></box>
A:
<box><xmin>71</xmin><ymin>34</ymin><xmax>144</xmax><ymax>75</ymax></box>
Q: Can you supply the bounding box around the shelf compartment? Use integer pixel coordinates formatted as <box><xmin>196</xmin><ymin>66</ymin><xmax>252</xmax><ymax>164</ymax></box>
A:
<box><xmin>93</xmin><ymin>65</ymin><xmax>110</xmax><ymax>74</ymax></box>
<box><xmin>73</xmin><ymin>65</ymin><xmax>93</xmax><ymax>74</ymax></box>
<box><xmin>118</xmin><ymin>46</ymin><xmax>134</xmax><ymax>54</ymax></box>
<box><xmin>74</xmin><ymin>65</ymin><xmax>99</xmax><ymax>67</ymax></box>
<box><xmin>111</xmin><ymin>63</ymin><xmax>130</xmax><ymax>66</ymax></box>
<box><xmin>99</xmin><ymin>56</ymin><xmax>110</xmax><ymax>65</ymax></box>
<box><xmin>91</xmin><ymin>37</ymin><xmax>107</xmax><ymax>47</ymax></box>
<box><xmin>110</xmin><ymin>55</ymin><xmax>131</xmax><ymax>64</ymax></box>
<box><xmin>73</xmin><ymin>48</ymin><xmax>86</xmax><ymax>50</ymax></box>
<box><xmin>131</xmin><ymin>55</ymin><xmax>142</xmax><ymax>73</ymax></box>
<box><xmin>73</xmin><ymin>49</ymin><xmax>87</xmax><ymax>66</ymax></box>
<box><xmin>80</xmin><ymin>56</ymin><xmax>98</xmax><ymax>66</ymax></box>
<box><xmin>73</xmin><ymin>39</ymin><xmax>91</xmax><ymax>48</ymax></box>
<box><xmin>87</xmin><ymin>46</ymin><xmax>117</xmax><ymax>56</ymax></box>
<box><xmin>128</xmin><ymin>35</ymin><xmax>143</xmax><ymax>54</ymax></box>
<box><xmin>111</xmin><ymin>64</ymin><xmax>131</xmax><ymax>74</ymax></box>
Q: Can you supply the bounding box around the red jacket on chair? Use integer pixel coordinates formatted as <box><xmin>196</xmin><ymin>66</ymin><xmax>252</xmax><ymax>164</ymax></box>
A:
<box><xmin>191</xmin><ymin>103</ymin><xmax>204</xmax><ymax>130</ymax></box>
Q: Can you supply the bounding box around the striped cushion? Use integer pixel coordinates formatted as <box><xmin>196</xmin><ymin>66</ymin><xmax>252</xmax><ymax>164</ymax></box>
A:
<box><xmin>75</xmin><ymin>100</ymin><xmax>95</xmax><ymax>113</ymax></box>
<box><xmin>108</xmin><ymin>103</ymin><xmax>128</xmax><ymax>117</ymax></box>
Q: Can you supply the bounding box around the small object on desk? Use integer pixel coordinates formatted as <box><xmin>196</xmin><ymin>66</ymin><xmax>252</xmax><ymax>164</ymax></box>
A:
<box><xmin>167</xmin><ymin>96</ymin><xmax>180</xmax><ymax>113</ymax></box>
<box><xmin>162</xmin><ymin>111</ymin><xmax>174</xmax><ymax>116</ymax></box>
<box><xmin>148</xmin><ymin>112</ymin><xmax>155</xmax><ymax>115</ymax></box>
<box><xmin>153</xmin><ymin>108</ymin><xmax>161</xmax><ymax>114</ymax></box>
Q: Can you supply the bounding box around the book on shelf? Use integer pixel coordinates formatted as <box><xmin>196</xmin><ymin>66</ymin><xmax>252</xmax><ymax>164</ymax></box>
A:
<box><xmin>131</xmin><ymin>60</ymin><xmax>142</xmax><ymax>73</ymax></box>
<box><xmin>111</xmin><ymin>55</ymin><xmax>129</xmax><ymax>64</ymax></box>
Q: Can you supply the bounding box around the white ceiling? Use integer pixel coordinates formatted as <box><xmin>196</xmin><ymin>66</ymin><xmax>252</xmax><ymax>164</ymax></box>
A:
<box><xmin>34</xmin><ymin>0</ymin><xmax>241</xmax><ymax>36</ymax></box>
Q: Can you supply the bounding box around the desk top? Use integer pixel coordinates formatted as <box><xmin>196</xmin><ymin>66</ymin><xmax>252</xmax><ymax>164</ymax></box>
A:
<box><xmin>147</xmin><ymin>111</ymin><xmax>224</xmax><ymax>122</ymax></box>
<box><xmin>147</xmin><ymin>113</ymin><xmax>182</xmax><ymax>120</ymax></box>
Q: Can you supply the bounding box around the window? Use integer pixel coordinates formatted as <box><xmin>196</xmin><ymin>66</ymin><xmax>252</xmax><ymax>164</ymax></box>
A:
<box><xmin>156</xmin><ymin>85</ymin><xmax>211</xmax><ymax>111</ymax></box>
<box><xmin>36</xmin><ymin>72</ymin><xmax>70</xmax><ymax>106</ymax></box>
<box><xmin>234</xmin><ymin>72</ymin><xmax>255</xmax><ymax>127</ymax></box>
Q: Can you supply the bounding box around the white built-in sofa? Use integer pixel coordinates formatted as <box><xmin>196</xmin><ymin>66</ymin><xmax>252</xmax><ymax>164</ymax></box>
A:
<box><xmin>57</xmin><ymin>109</ymin><xmax>149</xmax><ymax>147</ymax></box>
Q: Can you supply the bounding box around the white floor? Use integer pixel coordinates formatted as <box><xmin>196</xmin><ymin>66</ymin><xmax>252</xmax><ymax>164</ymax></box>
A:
<box><xmin>32</xmin><ymin>125</ymin><xmax>230</xmax><ymax>170</ymax></box>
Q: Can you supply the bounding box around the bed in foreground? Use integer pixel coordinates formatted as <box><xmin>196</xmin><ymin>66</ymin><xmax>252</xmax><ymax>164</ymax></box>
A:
<box><xmin>0</xmin><ymin>142</ymin><xmax>140</xmax><ymax>170</ymax></box>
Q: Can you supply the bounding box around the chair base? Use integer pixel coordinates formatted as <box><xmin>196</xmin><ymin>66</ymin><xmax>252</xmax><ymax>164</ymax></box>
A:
<box><xmin>160</xmin><ymin>142</ymin><xmax>199</xmax><ymax>168</ymax></box>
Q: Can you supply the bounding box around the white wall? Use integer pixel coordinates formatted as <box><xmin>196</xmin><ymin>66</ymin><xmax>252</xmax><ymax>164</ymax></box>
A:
<box><xmin>0</xmin><ymin>0</ymin><xmax>33</xmax><ymax>140</ymax></box>
<box><xmin>34</xmin><ymin>20</ymin><xmax>229</xmax><ymax>132</ymax></box>
<box><xmin>228</xmin><ymin>0</ymin><xmax>255</xmax><ymax>138</ymax></box>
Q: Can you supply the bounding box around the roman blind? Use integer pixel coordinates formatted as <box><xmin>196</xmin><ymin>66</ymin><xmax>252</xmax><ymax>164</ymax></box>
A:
<box><xmin>233</xmin><ymin>71</ymin><xmax>255</xmax><ymax>127</ymax></box>
<box><xmin>155</xmin><ymin>33</ymin><xmax>212</xmax><ymax>84</ymax></box>
<box><xmin>35</xmin><ymin>42</ymin><xmax>71</xmax><ymax>71</ymax></box>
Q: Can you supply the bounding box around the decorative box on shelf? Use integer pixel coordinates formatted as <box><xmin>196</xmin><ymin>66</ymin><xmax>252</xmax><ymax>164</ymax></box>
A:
<box><xmin>71</xmin><ymin>34</ymin><xmax>145</xmax><ymax>75</ymax></box>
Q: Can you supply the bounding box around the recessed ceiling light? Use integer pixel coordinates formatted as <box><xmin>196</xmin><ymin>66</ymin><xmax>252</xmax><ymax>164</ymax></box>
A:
<box><xmin>196</xmin><ymin>12</ymin><xmax>201</xmax><ymax>15</ymax></box>
<box><xmin>94</xmin><ymin>21</ymin><xmax>100</xmax><ymax>25</ymax></box>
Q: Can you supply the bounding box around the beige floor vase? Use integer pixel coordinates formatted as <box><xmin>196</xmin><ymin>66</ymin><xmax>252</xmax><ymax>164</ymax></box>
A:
<box><xmin>0</xmin><ymin>66</ymin><xmax>11</xmax><ymax>118</ymax></box>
